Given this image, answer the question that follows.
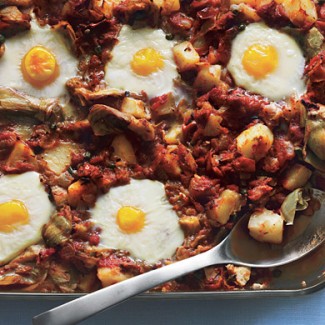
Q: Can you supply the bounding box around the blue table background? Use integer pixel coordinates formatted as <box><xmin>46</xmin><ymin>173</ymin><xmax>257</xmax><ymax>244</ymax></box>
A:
<box><xmin>0</xmin><ymin>289</ymin><xmax>324</xmax><ymax>324</ymax></box>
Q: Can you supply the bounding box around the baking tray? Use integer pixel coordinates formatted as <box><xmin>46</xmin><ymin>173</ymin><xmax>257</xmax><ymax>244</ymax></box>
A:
<box><xmin>0</xmin><ymin>242</ymin><xmax>323</xmax><ymax>299</ymax></box>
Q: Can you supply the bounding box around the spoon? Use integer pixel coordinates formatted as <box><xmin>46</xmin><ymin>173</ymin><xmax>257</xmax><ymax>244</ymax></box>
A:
<box><xmin>33</xmin><ymin>189</ymin><xmax>325</xmax><ymax>325</ymax></box>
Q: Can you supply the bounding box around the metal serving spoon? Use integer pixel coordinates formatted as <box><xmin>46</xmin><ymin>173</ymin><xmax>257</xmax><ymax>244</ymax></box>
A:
<box><xmin>33</xmin><ymin>189</ymin><xmax>325</xmax><ymax>325</ymax></box>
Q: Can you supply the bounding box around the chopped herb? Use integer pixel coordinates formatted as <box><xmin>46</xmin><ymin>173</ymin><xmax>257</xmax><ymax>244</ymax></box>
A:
<box><xmin>84</xmin><ymin>151</ymin><xmax>92</xmax><ymax>159</ymax></box>
<box><xmin>67</xmin><ymin>166</ymin><xmax>76</xmax><ymax>177</ymax></box>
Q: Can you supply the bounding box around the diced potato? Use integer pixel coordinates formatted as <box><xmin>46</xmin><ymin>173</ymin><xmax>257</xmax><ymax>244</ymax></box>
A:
<box><xmin>226</xmin><ymin>264</ymin><xmax>251</xmax><ymax>287</ymax></box>
<box><xmin>67</xmin><ymin>180</ymin><xmax>98</xmax><ymax>208</ymax></box>
<box><xmin>179</xmin><ymin>216</ymin><xmax>201</xmax><ymax>234</ymax></box>
<box><xmin>203</xmin><ymin>114</ymin><xmax>223</xmax><ymax>137</ymax></box>
<box><xmin>90</xmin><ymin>0</ymin><xmax>123</xmax><ymax>19</ymax></box>
<box><xmin>248</xmin><ymin>209</ymin><xmax>283</xmax><ymax>244</ymax></box>
<box><xmin>173</xmin><ymin>41</ymin><xmax>200</xmax><ymax>72</ymax></box>
<box><xmin>120</xmin><ymin>97</ymin><xmax>148</xmax><ymax>119</ymax></box>
<box><xmin>153</xmin><ymin>0</ymin><xmax>180</xmax><ymax>14</ymax></box>
<box><xmin>230</xmin><ymin>0</ymin><xmax>257</xmax><ymax>5</ymax></box>
<box><xmin>6</xmin><ymin>140</ymin><xmax>37</xmax><ymax>169</ymax></box>
<box><xmin>230</xmin><ymin>3</ymin><xmax>261</xmax><ymax>21</ymax></box>
<box><xmin>150</xmin><ymin>92</ymin><xmax>176</xmax><ymax>118</ymax></box>
<box><xmin>282</xmin><ymin>164</ymin><xmax>312</xmax><ymax>191</ymax></box>
<box><xmin>207</xmin><ymin>189</ymin><xmax>242</xmax><ymax>226</ymax></box>
<box><xmin>111</xmin><ymin>134</ymin><xmax>137</xmax><ymax>164</ymax></box>
<box><xmin>78</xmin><ymin>272</ymin><xmax>99</xmax><ymax>292</ymax></box>
<box><xmin>308</xmin><ymin>127</ymin><xmax>325</xmax><ymax>161</ymax></box>
<box><xmin>97</xmin><ymin>266</ymin><xmax>132</xmax><ymax>287</ymax></box>
<box><xmin>13</xmin><ymin>123</ymin><xmax>34</xmax><ymax>141</ymax></box>
<box><xmin>194</xmin><ymin>64</ymin><xmax>222</xmax><ymax>92</ymax></box>
<box><xmin>236</xmin><ymin>123</ymin><xmax>274</xmax><ymax>161</ymax></box>
<box><xmin>42</xmin><ymin>142</ymin><xmax>78</xmax><ymax>175</ymax></box>
<box><xmin>276</xmin><ymin>0</ymin><xmax>317</xmax><ymax>28</ymax></box>
<box><xmin>161</xmin><ymin>146</ymin><xmax>182</xmax><ymax>177</ymax></box>
<box><xmin>164</xmin><ymin>123</ymin><xmax>183</xmax><ymax>144</ymax></box>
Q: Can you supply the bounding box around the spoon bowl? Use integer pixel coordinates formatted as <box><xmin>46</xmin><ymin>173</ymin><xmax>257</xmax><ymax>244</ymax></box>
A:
<box><xmin>33</xmin><ymin>189</ymin><xmax>325</xmax><ymax>325</ymax></box>
<box><xmin>226</xmin><ymin>189</ymin><xmax>325</xmax><ymax>267</ymax></box>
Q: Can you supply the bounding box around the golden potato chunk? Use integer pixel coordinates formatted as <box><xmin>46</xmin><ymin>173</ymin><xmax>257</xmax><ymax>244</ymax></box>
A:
<box><xmin>97</xmin><ymin>267</ymin><xmax>132</xmax><ymax>287</ymax></box>
<box><xmin>194</xmin><ymin>64</ymin><xmax>222</xmax><ymax>92</ymax></box>
<box><xmin>248</xmin><ymin>209</ymin><xmax>283</xmax><ymax>244</ymax></box>
<box><xmin>153</xmin><ymin>0</ymin><xmax>180</xmax><ymax>14</ymax></box>
<box><xmin>111</xmin><ymin>134</ymin><xmax>137</xmax><ymax>164</ymax></box>
<box><xmin>236</xmin><ymin>123</ymin><xmax>274</xmax><ymax>161</ymax></box>
<box><xmin>173</xmin><ymin>41</ymin><xmax>200</xmax><ymax>72</ymax></box>
<box><xmin>120</xmin><ymin>97</ymin><xmax>148</xmax><ymax>119</ymax></box>
<box><xmin>42</xmin><ymin>142</ymin><xmax>78</xmax><ymax>175</ymax></box>
<box><xmin>282</xmin><ymin>164</ymin><xmax>312</xmax><ymax>191</ymax></box>
<box><xmin>207</xmin><ymin>189</ymin><xmax>242</xmax><ymax>226</ymax></box>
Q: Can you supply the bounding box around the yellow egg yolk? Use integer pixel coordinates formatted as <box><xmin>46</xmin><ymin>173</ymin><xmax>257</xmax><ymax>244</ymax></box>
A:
<box><xmin>242</xmin><ymin>44</ymin><xmax>278</xmax><ymax>79</ymax></box>
<box><xmin>116</xmin><ymin>206</ymin><xmax>145</xmax><ymax>233</ymax></box>
<box><xmin>21</xmin><ymin>46</ymin><xmax>59</xmax><ymax>88</ymax></box>
<box><xmin>0</xmin><ymin>200</ymin><xmax>29</xmax><ymax>233</ymax></box>
<box><xmin>131</xmin><ymin>48</ymin><xmax>164</xmax><ymax>76</ymax></box>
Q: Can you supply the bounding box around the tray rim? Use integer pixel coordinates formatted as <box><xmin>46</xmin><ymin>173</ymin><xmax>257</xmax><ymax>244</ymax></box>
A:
<box><xmin>0</xmin><ymin>276</ymin><xmax>323</xmax><ymax>300</ymax></box>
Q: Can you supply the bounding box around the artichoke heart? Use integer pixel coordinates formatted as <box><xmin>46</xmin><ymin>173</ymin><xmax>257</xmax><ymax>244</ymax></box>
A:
<box><xmin>43</xmin><ymin>211</ymin><xmax>72</xmax><ymax>247</ymax></box>
<box><xmin>0</xmin><ymin>245</ymin><xmax>49</xmax><ymax>287</ymax></box>
<box><xmin>280</xmin><ymin>188</ymin><xmax>310</xmax><ymax>225</ymax></box>
<box><xmin>304</xmin><ymin>103</ymin><xmax>325</xmax><ymax>167</ymax></box>
<box><xmin>88</xmin><ymin>104</ymin><xmax>155</xmax><ymax>141</ymax></box>
<box><xmin>49</xmin><ymin>261</ymin><xmax>78</xmax><ymax>293</ymax></box>
<box><xmin>0</xmin><ymin>86</ymin><xmax>63</xmax><ymax>122</ymax></box>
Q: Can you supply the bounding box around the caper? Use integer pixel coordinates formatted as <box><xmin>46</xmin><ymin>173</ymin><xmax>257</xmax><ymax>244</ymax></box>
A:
<box><xmin>166</xmin><ymin>34</ymin><xmax>174</xmax><ymax>41</ymax></box>
<box><xmin>240</xmin><ymin>188</ymin><xmax>247</xmax><ymax>195</ymax></box>
<box><xmin>108</xmin><ymin>163</ymin><xmax>116</xmax><ymax>170</ymax></box>
<box><xmin>0</xmin><ymin>34</ymin><xmax>5</xmax><ymax>45</ymax></box>
<box><xmin>94</xmin><ymin>45</ymin><xmax>102</xmax><ymax>55</ymax></box>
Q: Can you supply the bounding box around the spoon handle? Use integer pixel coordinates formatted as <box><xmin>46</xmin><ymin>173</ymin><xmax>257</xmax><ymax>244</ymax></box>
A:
<box><xmin>33</xmin><ymin>249</ymin><xmax>219</xmax><ymax>325</ymax></box>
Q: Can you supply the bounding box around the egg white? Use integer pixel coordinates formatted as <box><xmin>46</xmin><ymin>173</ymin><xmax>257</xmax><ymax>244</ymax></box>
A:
<box><xmin>0</xmin><ymin>172</ymin><xmax>54</xmax><ymax>264</ymax></box>
<box><xmin>0</xmin><ymin>20</ymin><xmax>78</xmax><ymax>98</ymax></box>
<box><xmin>227</xmin><ymin>23</ymin><xmax>306</xmax><ymax>101</ymax></box>
<box><xmin>105</xmin><ymin>25</ymin><xmax>179</xmax><ymax>99</ymax></box>
<box><xmin>90</xmin><ymin>179</ymin><xmax>184</xmax><ymax>264</ymax></box>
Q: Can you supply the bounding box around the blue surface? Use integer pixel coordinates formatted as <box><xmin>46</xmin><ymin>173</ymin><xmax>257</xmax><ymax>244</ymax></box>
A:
<box><xmin>0</xmin><ymin>289</ymin><xmax>324</xmax><ymax>324</ymax></box>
